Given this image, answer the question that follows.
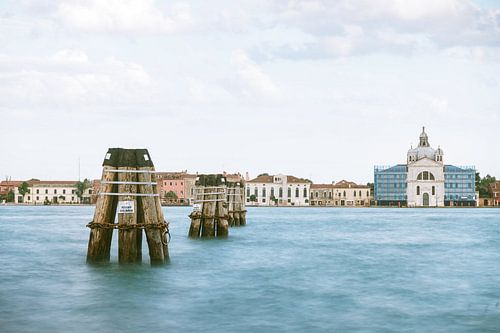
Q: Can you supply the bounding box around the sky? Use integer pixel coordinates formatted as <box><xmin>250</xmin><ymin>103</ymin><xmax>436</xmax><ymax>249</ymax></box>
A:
<box><xmin>0</xmin><ymin>0</ymin><xmax>499</xmax><ymax>184</ymax></box>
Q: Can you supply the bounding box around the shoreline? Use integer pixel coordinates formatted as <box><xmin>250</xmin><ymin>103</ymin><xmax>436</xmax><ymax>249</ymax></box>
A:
<box><xmin>1</xmin><ymin>203</ymin><xmax>498</xmax><ymax>209</ymax></box>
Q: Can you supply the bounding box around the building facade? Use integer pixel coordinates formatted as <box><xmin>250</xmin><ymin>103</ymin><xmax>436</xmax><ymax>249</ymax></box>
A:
<box><xmin>489</xmin><ymin>181</ymin><xmax>500</xmax><ymax>206</ymax></box>
<box><xmin>374</xmin><ymin>127</ymin><xmax>476</xmax><ymax>207</ymax></box>
<box><xmin>14</xmin><ymin>180</ymin><xmax>93</xmax><ymax>204</ymax></box>
<box><xmin>246</xmin><ymin>174</ymin><xmax>311</xmax><ymax>206</ymax></box>
<box><xmin>156</xmin><ymin>171</ymin><xmax>197</xmax><ymax>205</ymax></box>
<box><xmin>310</xmin><ymin>180</ymin><xmax>371</xmax><ymax>207</ymax></box>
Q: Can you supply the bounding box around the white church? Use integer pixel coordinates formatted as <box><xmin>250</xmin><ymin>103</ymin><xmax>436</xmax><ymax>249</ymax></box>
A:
<box><xmin>406</xmin><ymin>127</ymin><xmax>445</xmax><ymax>207</ymax></box>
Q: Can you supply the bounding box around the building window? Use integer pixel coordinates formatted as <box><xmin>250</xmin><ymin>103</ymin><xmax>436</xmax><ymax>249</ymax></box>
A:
<box><xmin>247</xmin><ymin>188</ymin><xmax>250</xmax><ymax>197</ymax></box>
<box><xmin>45</xmin><ymin>189</ymin><xmax>48</xmax><ymax>194</ymax></box>
<box><xmin>303</xmin><ymin>188</ymin><xmax>307</xmax><ymax>197</ymax></box>
<box><xmin>343</xmin><ymin>191</ymin><xmax>346</xmax><ymax>197</ymax></box>
<box><xmin>359</xmin><ymin>190</ymin><xmax>361</xmax><ymax>197</ymax></box>
<box><xmin>63</xmin><ymin>189</ymin><xmax>66</xmax><ymax>194</ymax></box>
<box><xmin>54</xmin><ymin>189</ymin><xmax>57</xmax><ymax>194</ymax></box>
<box><xmin>315</xmin><ymin>192</ymin><xmax>318</xmax><ymax>198</ymax></box>
<box><xmin>432</xmin><ymin>186</ymin><xmax>435</xmax><ymax>195</ymax></box>
<box><xmin>354</xmin><ymin>191</ymin><xmax>356</xmax><ymax>197</ymax></box>
<box><xmin>262</xmin><ymin>188</ymin><xmax>266</xmax><ymax>197</ymax></box>
<box><xmin>36</xmin><ymin>196</ymin><xmax>39</xmax><ymax>200</ymax></box>
<box><xmin>295</xmin><ymin>188</ymin><xmax>299</xmax><ymax>198</ymax></box>
<box><xmin>36</xmin><ymin>189</ymin><xmax>39</xmax><ymax>194</ymax></box>
<box><xmin>287</xmin><ymin>188</ymin><xmax>291</xmax><ymax>197</ymax></box>
<box><xmin>279</xmin><ymin>187</ymin><xmax>283</xmax><ymax>198</ymax></box>
<box><xmin>254</xmin><ymin>188</ymin><xmax>258</xmax><ymax>197</ymax></box>
<box><xmin>417</xmin><ymin>186</ymin><xmax>420</xmax><ymax>195</ymax></box>
<box><xmin>417</xmin><ymin>171</ymin><xmax>435</xmax><ymax>181</ymax></box>
<box><xmin>271</xmin><ymin>187</ymin><xmax>275</xmax><ymax>197</ymax></box>
<box><xmin>28</xmin><ymin>196</ymin><xmax>31</xmax><ymax>201</ymax></box>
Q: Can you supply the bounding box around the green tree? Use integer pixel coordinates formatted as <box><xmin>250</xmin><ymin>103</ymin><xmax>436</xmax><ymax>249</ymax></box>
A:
<box><xmin>6</xmin><ymin>190</ymin><xmax>15</xmax><ymax>203</ymax></box>
<box><xmin>165</xmin><ymin>191</ymin><xmax>178</xmax><ymax>200</ymax></box>
<box><xmin>257</xmin><ymin>173</ymin><xmax>269</xmax><ymax>177</ymax></box>
<box><xmin>17</xmin><ymin>181</ymin><xmax>29</xmax><ymax>203</ymax></box>
<box><xmin>18</xmin><ymin>181</ymin><xmax>29</xmax><ymax>196</ymax></box>
<box><xmin>76</xmin><ymin>178</ymin><xmax>91</xmax><ymax>203</ymax></box>
<box><xmin>249</xmin><ymin>194</ymin><xmax>257</xmax><ymax>202</ymax></box>
<box><xmin>270</xmin><ymin>195</ymin><xmax>278</xmax><ymax>205</ymax></box>
<box><xmin>476</xmin><ymin>173</ymin><xmax>496</xmax><ymax>198</ymax></box>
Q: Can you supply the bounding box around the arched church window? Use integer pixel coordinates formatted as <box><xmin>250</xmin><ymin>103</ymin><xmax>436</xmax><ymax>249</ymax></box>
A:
<box><xmin>417</xmin><ymin>186</ymin><xmax>420</xmax><ymax>195</ymax></box>
<box><xmin>417</xmin><ymin>171</ymin><xmax>435</xmax><ymax>181</ymax></box>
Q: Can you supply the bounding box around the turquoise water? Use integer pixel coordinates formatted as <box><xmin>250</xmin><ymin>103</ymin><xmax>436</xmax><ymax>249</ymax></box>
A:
<box><xmin>1</xmin><ymin>206</ymin><xmax>500</xmax><ymax>332</ymax></box>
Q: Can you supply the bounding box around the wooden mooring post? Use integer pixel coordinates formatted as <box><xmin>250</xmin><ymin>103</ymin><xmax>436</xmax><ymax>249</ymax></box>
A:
<box><xmin>188</xmin><ymin>174</ymin><xmax>229</xmax><ymax>238</ymax></box>
<box><xmin>86</xmin><ymin>148</ymin><xmax>169</xmax><ymax>265</ymax></box>
<box><xmin>227</xmin><ymin>181</ymin><xmax>247</xmax><ymax>227</ymax></box>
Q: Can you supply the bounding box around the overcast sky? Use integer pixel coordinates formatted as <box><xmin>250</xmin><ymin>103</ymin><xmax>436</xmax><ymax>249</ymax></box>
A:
<box><xmin>1</xmin><ymin>0</ymin><xmax>499</xmax><ymax>184</ymax></box>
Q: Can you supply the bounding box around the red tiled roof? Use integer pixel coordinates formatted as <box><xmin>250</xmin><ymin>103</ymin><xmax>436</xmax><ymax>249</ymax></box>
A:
<box><xmin>247</xmin><ymin>175</ymin><xmax>274</xmax><ymax>183</ymax></box>
<box><xmin>31</xmin><ymin>181</ymin><xmax>78</xmax><ymax>186</ymax></box>
<box><xmin>311</xmin><ymin>181</ymin><xmax>369</xmax><ymax>189</ymax></box>
<box><xmin>311</xmin><ymin>184</ymin><xmax>335</xmax><ymax>189</ymax></box>
<box><xmin>0</xmin><ymin>180</ymin><xmax>23</xmax><ymax>187</ymax></box>
<box><xmin>248</xmin><ymin>174</ymin><xmax>311</xmax><ymax>184</ymax></box>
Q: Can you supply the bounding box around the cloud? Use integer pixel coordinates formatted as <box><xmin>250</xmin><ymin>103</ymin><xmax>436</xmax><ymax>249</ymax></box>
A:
<box><xmin>0</xmin><ymin>50</ymin><xmax>153</xmax><ymax>110</ymax></box>
<box><xmin>57</xmin><ymin>0</ymin><xmax>193</xmax><ymax>33</ymax></box>
<box><xmin>218</xmin><ymin>0</ymin><xmax>500</xmax><ymax>60</ymax></box>
<box><xmin>230</xmin><ymin>49</ymin><xmax>279</xmax><ymax>98</ymax></box>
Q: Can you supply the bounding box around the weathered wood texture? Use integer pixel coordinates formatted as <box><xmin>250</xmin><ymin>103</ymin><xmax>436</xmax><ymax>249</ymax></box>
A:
<box><xmin>138</xmin><ymin>166</ymin><xmax>168</xmax><ymax>264</ymax></box>
<box><xmin>87</xmin><ymin>148</ymin><xmax>169</xmax><ymax>265</ymax></box>
<box><xmin>201</xmin><ymin>187</ymin><xmax>217</xmax><ymax>237</ymax></box>
<box><xmin>189</xmin><ymin>174</ymin><xmax>230</xmax><ymax>238</ymax></box>
<box><xmin>87</xmin><ymin>166</ymin><xmax>118</xmax><ymax>263</ymax></box>
<box><xmin>215</xmin><ymin>187</ymin><xmax>229</xmax><ymax>237</ymax></box>
<box><xmin>118</xmin><ymin>167</ymin><xmax>140</xmax><ymax>264</ymax></box>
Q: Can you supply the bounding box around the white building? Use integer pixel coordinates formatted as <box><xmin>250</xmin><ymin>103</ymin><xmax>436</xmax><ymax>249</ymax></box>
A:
<box><xmin>15</xmin><ymin>180</ymin><xmax>93</xmax><ymax>204</ymax></box>
<box><xmin>310</xmin><ymin>180</ymin><xmax>371</xmax><ymax>207</ymax></box>
<box><xmin>246</xmin><ymin>174</ymin><xmax>311</xmax><ymax>206</ymax></box>
<box><xmin>406</xmin><ymin>127</ymin><xmax>445</xmax><ymax>207</ymax></box>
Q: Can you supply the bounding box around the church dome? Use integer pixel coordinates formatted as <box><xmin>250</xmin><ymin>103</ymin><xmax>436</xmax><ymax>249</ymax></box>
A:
<box><xmin>416</xmin><ymin>146</ymin><xmax>436</xmax><ymax>160</ymax></box>
<box><xmin>407</xmin><ymin>127</ymin><xmax>439</xmax><ymax>162</ymax></box>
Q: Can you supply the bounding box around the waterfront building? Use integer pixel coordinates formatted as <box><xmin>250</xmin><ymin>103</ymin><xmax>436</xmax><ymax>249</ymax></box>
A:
<box><xmin>374</xmin><ymin>127</ymin><xmax>476</xmax><ymax>207</ymax></box>
<box><xmin>156</xmin><ymin>171</ymin><xmax>197</xmax><ymax>205</ymax></box>
<box><xmin>490</xmin><ymin>181</ymin><xmax>500</xmax><ymax>206</ymax></box>
<box><xmin>0</xmin><ymin>180</ymin><xmax>22</xmax><ymax>201</ymax></box>
<box><xmin>14</xmin><ymin>180</ymin><xmax>93</xmax><ymax>204</ymax></box>
<box><xmin>246</xmin><ymin>174</ymin><xmax>311</xmax><ymax>206</ymax></box>
<box><xmin>310</xmin><ymin>180</ymin><xmax>371</xmax><ymax>207</ymax></box>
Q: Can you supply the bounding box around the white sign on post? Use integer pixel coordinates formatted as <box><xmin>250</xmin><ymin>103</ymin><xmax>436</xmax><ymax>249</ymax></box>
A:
<box><xmin>193</xmin><ymin>203</ymin><xmax>202</xmax><ymax>212</ymax></box>
<box><xmin>118</xmin><ymin>200</ymin><xmax>135</xmax><ymax>214</ymax></box>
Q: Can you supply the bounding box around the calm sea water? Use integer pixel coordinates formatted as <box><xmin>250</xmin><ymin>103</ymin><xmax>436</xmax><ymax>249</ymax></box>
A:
<box><xmin>1</xmin><ymin>206</ymin><xmax>500</xmax><ymax>332</ymax></box>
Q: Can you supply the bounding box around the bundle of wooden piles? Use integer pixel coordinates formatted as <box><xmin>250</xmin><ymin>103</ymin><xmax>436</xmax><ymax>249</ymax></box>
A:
<box><xmin>227</xmin><ymin>181</ymin><xmax>247</xmax><ymax>227</ymax></box>
<box><xmin>86</xmin><ymin>148</ymin><xmax>169</xmax><ymax>265</ymax></box>
<box><xmin>188</xmin><ymin>174</ymin><xmax>229</xmax><ymax>238</ymax></box>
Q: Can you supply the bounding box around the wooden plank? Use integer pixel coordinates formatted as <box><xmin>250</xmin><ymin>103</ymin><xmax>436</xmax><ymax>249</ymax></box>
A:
<box><xmin>151</xmin><ymin>170</ymin><xmax>169</xmax><ymax>261</ymax></box>
<box><xmin>138</xmin><ymin>166</ymin><xmax>168</xmax><ymax>264</ymax></box>
<box><xmin>201</xmin><ymin>187</ymin><xmax>216</xmax><ymax>237</ymax></box>
<box><xmin>87</xmin><ymin>166</ymin><xmax>118</xmax><ymax>263</ymax></box>
<box><xmin>117</xmin><ymin>166</ymin><xmax>140</xmax><ymax>263</ymax></box>
<box><xmin>216</xmin><ymin>187</ymin><xmax>229</xmax><ymax>237</ymax></box>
